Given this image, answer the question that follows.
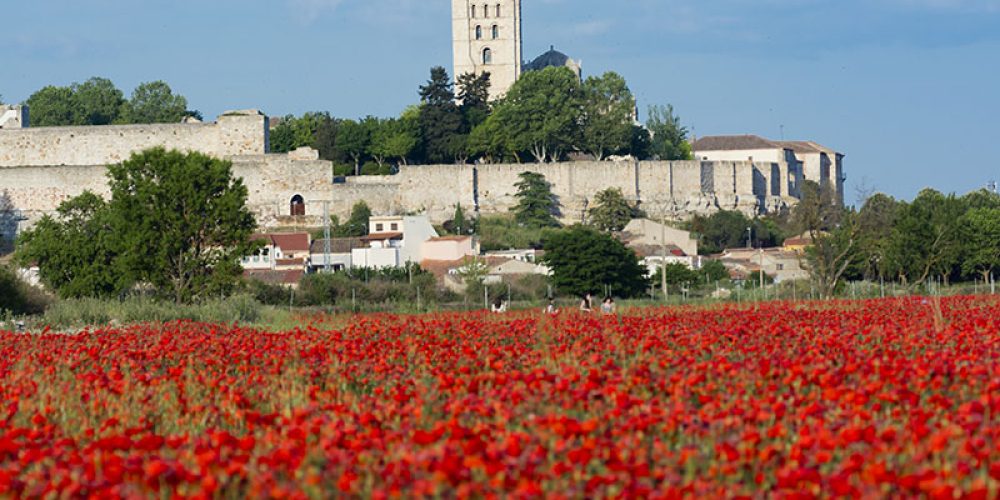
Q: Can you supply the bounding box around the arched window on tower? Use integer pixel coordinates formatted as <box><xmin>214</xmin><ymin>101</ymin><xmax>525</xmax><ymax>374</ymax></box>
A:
<box><xmin>496</xmin><ymin>3</ymin><xmax>501</xmax><ymax>17</ymax></box>
<box><xmin>482</xmin><ymin>47</ymin><xmax>492</xmax><ymax>65</ymax></box>
<box><xmin>290</xmin><ymin>194</ymin><xmax>305</xmax><ymax>216</ymax></box>
<box><xmin>483</xmin><ymin>4</ymin><xmax>489</xmax><ymax>17</ymax></box>
<box><xmin>492</xmin><ymin>24</ymin><xmax>499</xmax><ymax>39</ymax></box>
<box><xmin>471</xmin><ymin>5</ymin><xmax>476</xmax><ymax>18</ymax></box>
<box><xmin>475</xmin><ymin>25</ymin><xmax>482</xmax><ymax>40</ymax></box>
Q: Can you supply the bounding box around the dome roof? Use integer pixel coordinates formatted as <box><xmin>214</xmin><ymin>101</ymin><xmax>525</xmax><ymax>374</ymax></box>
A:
<box><xmin>524</xmin><ymin>46</ymin><xmax>579</xmax><ymax>73</ymax></box>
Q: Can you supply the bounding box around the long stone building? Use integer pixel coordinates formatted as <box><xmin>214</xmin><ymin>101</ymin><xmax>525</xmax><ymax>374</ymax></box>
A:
<box><xmin>0</xmin><ymin>106</ymin><xmax>823</xmax><ymax>241</ymax></box>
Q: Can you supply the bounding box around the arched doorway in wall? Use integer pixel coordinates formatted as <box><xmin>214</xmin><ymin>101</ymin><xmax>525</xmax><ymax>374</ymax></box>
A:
<box><xmin>290</xmin><ymin>194</ymin><xmax>305</xmax><ymax>216</ymax></box>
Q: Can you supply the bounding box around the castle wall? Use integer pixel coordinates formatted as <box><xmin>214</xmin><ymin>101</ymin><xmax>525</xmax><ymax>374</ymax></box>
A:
<box><xmin>0</xmin><ymin>111</ymin><xmax>268</xmax><ymax>168</ymax></box>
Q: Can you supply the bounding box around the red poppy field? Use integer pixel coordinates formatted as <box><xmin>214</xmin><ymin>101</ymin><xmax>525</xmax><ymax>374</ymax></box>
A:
<box><xmin>1</xmin><ymin>296</ymin><xmax>998</xmax><ymax>498</ymax></box>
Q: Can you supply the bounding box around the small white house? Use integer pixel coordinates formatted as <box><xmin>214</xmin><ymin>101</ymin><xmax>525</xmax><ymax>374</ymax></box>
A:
<box><xmin>351</xmin><ymin>215</ymin><xmax>439</xmax><ymax>269</ymax></box>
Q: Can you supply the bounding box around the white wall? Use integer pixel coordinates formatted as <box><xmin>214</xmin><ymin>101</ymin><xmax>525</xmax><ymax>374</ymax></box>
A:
<box><xmin>352</xmin><ymin>248</ymin><xmax>399</xmax><ymax>269</ymax></box>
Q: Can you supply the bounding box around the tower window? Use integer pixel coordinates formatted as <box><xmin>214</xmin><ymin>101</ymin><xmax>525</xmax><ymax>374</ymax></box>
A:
<box><xmin>475</xmin><ymin>25</ymin><xmax>482</xmax><ymax>39</ymax></box>
<box><xmin>483</xmin><ymin>4</ymin><xmax>489</xmax><ymax>17</ymax></box>
<box><xmin>482</xmin><ymin>47</ymin><xmax>492</xmax><ymax>64</ymax></box>
<box><xmin>496</xmin><ymin>3</ymin><xmax>501</xmax><ymax>17</ymax></box>
<box><xmin>471</xmin><ymin>5</ymin><xmax>476</xmax><ymax>18</ymax></box>
<box><xmin>492</xmin><ymin>24</ymin><xmax>499</xmax><ymax>39</ymax></box>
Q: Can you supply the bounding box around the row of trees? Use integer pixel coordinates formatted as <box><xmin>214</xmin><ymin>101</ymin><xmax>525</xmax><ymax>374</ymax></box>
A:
<box><xmin>806</xmin><ymin>186</ymin><xmax>1000</xmax><ymax>296</ymax></box>
<box><xmin>20</xmin><ymin>77</ymin><xmax>195</xmax><ymax>127</ymax></box>
<box><xmin>269</xmin><ymin>66</ymin><xmax>692</xmax><ymax>172</ymax></box>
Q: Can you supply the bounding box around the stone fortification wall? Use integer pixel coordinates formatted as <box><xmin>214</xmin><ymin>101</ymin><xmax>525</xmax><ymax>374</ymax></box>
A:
<box><xmin>0</xmin><ymin>111</ymin><xmax>268</xmax><ymax>168</ymax></box>
<box><xmin>326</xmin><ymin>159</ymin><xmax>799</xmax><ymax>224</ymax></box>
<box><xmin>4</xmin><ymin>153</ymin><xmax>330</xmax><ymax>229</ymax></box>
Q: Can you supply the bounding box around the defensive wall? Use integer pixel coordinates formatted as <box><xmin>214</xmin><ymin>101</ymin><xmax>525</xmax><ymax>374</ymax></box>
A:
<box><xmin>0</xmin><ymin>109</ymin><xmax>804</xmax><ymax>236</ymax></box>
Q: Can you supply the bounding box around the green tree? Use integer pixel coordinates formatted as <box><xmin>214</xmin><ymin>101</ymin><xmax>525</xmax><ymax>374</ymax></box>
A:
<box><xmin>885</xmin><ymin>189</ymin><xmax>965</xmax><ymax>287</ymax></box>
<box><xmin>468</xmin><ymin>115</ymin><xmax>509</xmax><ymax>163</ymax></box>
<box><xmin>492</xmin><ymin>66</ymin><xmax>583</xmax><ymax>162</ymax></box>
<box><xmin>121</xmin><ymin>81</ymin><xmax>188</xmax><ymax>124</ymax></box>
<box><xmin>856</xmin><ymin>193</ymin><xmax>900</xmax><ymax>280</ymax></box>
<box><xmin>25</xmin><ymin>85</ymin><xmax>81</xmax><ymax>126</ymax></box>
<box><xmin>418</xmin><ymin>67</ymin><xmax>464</xmax><ymax>164</ymax></box>
<box><xmin>453</xmin><ymin>204</ymin><xmax>468</xmax><ymax>235</ymax></box>
<box><xmin>960</xmin><ymin>207</ymin><xmax>1000</xmax><ymax>282</ymax></box>
<box><xmin>369</xmin><ymin>117</ymin><xmax>417</xmax><ymax>167</ymax></box>
<box><xmin>580</xmin><ymin>72</ymin><xmax>635</xmax><ymax>161</ymax></box>
<box><xmin>457</xmin><ymin>71</ymin><xmax>492</xmax><ymax>129</ymax></box>
<box><xmin>16</xmin><ymin>192</ymin><xmax>131</xmax><ymax>298</ymax></box>
<box><xmin>653</xmin><ymin>262</ymin><xmax>699</xmax><ymax>291</ymax></box>
<box><xmin>589</xmin><ymin>187</ymin><xmax>635</xmax><ymax>232</ymax></box>
<box><xmin>73</xmin><ymin>77</ymin><xmax>125</xmax><ymax>125</ymax></box>
<box><xmin>511</xmin><ymin>171</ymin><xmax>560</xmax><ymax>228</ymax></box>
<box><xmin>338</xmin><ymin>119</ymin><xmax>370</xmax><ymax>175</ymax></box>
<box><xmin>337</xmin><ymin>201</ymin><xmax>372</xmax><ymax>237</ymax></box>
<box><xmin>699</xmin><ymin>260</ymin><xmax>729</xmax><ymax>283</ymax></box>
<box><xmin>107</xmin><ymin>148</ymin><xmax>257</xmax><ymax>302</ymax></box>
<box><xmin>646</xmin><ymin>104</ymin><xmax>692</xmax><ymax>161</ymax></box>
<box><xmin>541</xmin><ymin>225</ymin><xmax>649</xmax><ymax>298</ymax></box>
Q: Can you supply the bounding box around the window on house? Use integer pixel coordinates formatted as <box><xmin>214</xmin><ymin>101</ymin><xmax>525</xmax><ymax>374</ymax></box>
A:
<box><xmin>376</xmin><ymin>223</ymin><xmax>384</xmax><ymax>232</ymax></box>
<box><xmin>290</xmin><ymin>194</ymin><xmax>305</xmax><ymax>216</ymax></box>
<box><xmin>475</xmin><ymin>25</ymin><xmax>482</xmax><ymax>40</ymax></box>
<box><xmin>483</xmin><ymin>47</ymin><xmax>492</xmax><ymax>64</ymax></box>
<box><xmin>391</xmin><ymin>223</ymin><xmax>398</xmax><ymax>231</ymax></box>
<box><xmin>492</xmin><ymin>24</ymin><xmax>498</xmax><ymax>39</ymax></box>
<box><xmin>253</xmin><ymin>254</ymin><xmax>260</xmax><ymax>263</ymax></box>
<box><xmin>263</xmin><ymin>248</ymin><xmax>270</xmax><ymax>262</ymax></box>
<box><xmin>776</xmin><ymin>264</ymin><xmax>784</xmax><ymax>271</ymax></box>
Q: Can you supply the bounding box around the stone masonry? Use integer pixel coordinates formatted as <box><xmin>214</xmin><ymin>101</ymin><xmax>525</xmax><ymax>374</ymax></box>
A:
<box><xmin>0</xmin><ymin>110</ymin><xmax>805</xmax><ymax>236</ymax></box>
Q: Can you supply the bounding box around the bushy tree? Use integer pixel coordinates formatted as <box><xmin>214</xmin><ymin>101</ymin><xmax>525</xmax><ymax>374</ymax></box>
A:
<box><xmin>338</xmin><ymin>119</ymin><xmax>371</xmax><ymax>175</ymax></box>
<box><xmin>580</xmin><ymin>72</ymin><xmax>635</xmax><ymax>161</ymax></box>
<box><xmin>25</xmin><ymin>85</ymin><xmax>80</xmax><ymax>126</ymax></box>
<box><xmin>511</xmin><ymin>172</ymin><xmax>560</xmax><ymax>228</ymax></box>
<box><xmin>120</xmin><ymin>81</ymin><xmax>188</xmax><ymax>124</ymax></box>
<box><xmin>491</xmin><ymin>67</ymin><xmax>583</xmax><ymax>163</ymax></box>
<box><xmin>73</xmin><ymin>77</ymin><xmax>125</xmax><ymax>125</ymax></box>
<box><xmin>16</xmin><ymin>192</ymin><xmax>130</xmax><ymax>298</ymax></box>
<box><xmin>541</xmin><ymin>225</ymin><xmax>649</xmax><ymax>298</ymax></box>
<box><xmin>337</xmin><ymin>201</ymin><xmax>371</xmax><ymax>237</ymax></box>
<box><xmin>646</xmin><ymin>104</ymin><xmax>692</xmax><ymax>161</ymax></box>
<box><xmin>369</xmin><ymin>117</ymin><xmax>417</xmax><ymax>167</ymax></box>
<box><xmin>589</xmin><ymin>187</ymin><xmax>635</xmax><ymax>232</ymax></box>
<box><xmin>107</xmin><ymin>148</ymin><xmax>257</xmax><ymax>302</ymax></box>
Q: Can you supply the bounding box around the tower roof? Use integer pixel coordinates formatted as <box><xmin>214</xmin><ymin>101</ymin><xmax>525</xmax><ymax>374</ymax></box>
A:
<box><xmin>524</xmin><ymin>46</ymin><xmax>580</xmax><ymax>74</ymax></box>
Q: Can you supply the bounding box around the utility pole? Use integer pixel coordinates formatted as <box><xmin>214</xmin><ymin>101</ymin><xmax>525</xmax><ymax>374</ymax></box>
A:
<box><xmin>660</xmin><ymin>212</ymin><xmax>668</xmax><ymax>301</ymax></box>
<box><xmin>322</xmin><ymin>201</ymin><xmax>332</xmax><ymax>273</ymax></box>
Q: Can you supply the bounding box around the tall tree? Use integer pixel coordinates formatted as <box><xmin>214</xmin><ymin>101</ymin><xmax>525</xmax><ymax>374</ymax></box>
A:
<box><xmin>589</xmin><ymin>187</ymin><xmax>635</xmax><ymax>232</ymax></box>
<box><xmin>25</xmin><ymin>85</ymin><xmax>81</xmax><ymax>126</ymax></box>
<box><xmin>453</xmin><ymin>204</ymin><xmax>468</xmax><ymax>235</ymax></box>
<box><xmin>73</xmin><ymin>77</ymin><xmax>125</xmax><ymax>125</ymax></box>
<box><xmin>16</xmin><ymin>192</ymin><xmax>131</xmax><ymax>298</ymax></box>
<box><xmin>511</xmin><ymin>171</ymin><xmax>560</xmax><ymax>228</ymax></box>
<box><xmin>107</xmin><ymin>148</ymin><xmax>258</xmax><ymax>302</ymax></box>
<box><xmin>121</xmin><ymin>81</ymin><xmax>188</xmax><ymax>124</ymax></box>
<box><xmin>337</xmin><ymin>119</ymin><xmax>371</xmax><ymax>175</ymax></box>
<box><xmin>580</xmin><ymin>72</ymin><xmax>635</xmax><ymax>161</ymax></box>
<box><xmin>884</xmin><ymin>189</ymin><xmax>965</xmax><ymax>287</ymax></box>
<box><xmin>492</xmin><ymin>67</ymin><xmax>583</xmax><ymax>163</ymax></box>
<box><xmin>856</xmin><ymin>193</ymin><xmax>900</xmax><ymax>280</ymax></box>
<box><xmin>542</xmin><ymin>225</ymin><xmax>649</xmax><ymax>298</ymax></box>
<box><xmin>457</xmin><ymin>71</ymin><xmax>492</xmax><ymax>129</ymax></box>
<box><xmin>418</xmin><ymin>67</ymin><xmax>464</xmax><ymax>164</ymax></box>
<box><xmin>646</xmin><ymin>104</ymin><xmax>692</xmax><ymax>161</ymax></box>
<box><xmin>959</xmin><ymin>207</ymin><xmax>1000</xmax><ymax>282</ymax></box>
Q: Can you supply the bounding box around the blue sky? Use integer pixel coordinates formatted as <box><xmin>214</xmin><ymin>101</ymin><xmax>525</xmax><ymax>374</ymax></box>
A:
<box><xmin>4</xmin><ymin>0</ymin><xmax>1000</xmax><ymax>204</ymax></box>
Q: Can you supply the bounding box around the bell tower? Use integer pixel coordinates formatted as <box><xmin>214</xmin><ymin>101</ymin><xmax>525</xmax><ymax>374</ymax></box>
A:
<box><xmin>452</xmin><ymin>0</ymin><xmax>523</xmax><ymax>99</ymax></box>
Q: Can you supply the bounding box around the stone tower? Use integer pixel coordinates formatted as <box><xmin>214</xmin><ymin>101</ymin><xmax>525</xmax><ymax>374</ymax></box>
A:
<box><xmin>452</xmin><ymin>0</ymin><xmax>523</xmax><ymax>99</ymax></box>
